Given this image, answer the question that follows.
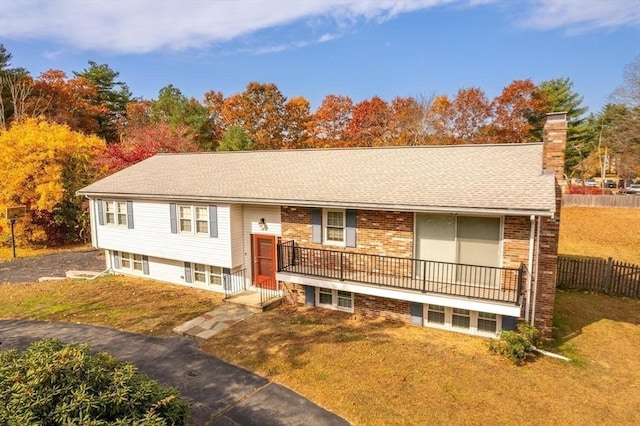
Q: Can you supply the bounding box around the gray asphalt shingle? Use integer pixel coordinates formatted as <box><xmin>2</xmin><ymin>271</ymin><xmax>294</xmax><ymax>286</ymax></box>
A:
<box><xmin>78</xmin><ymin>144</ymin><xmax>557</xmax><ymax>215</ymax></box>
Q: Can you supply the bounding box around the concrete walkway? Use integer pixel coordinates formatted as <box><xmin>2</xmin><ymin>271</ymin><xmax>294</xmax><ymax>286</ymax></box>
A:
<box><xmin>174</xmin><ymin>304</ymin><xmax>255</xmax><ymax>340</ymax></box>
<box><xmin>0</xmin><ymin>320</ymin><xmax>349</xmax><ymax>426</ymax></box>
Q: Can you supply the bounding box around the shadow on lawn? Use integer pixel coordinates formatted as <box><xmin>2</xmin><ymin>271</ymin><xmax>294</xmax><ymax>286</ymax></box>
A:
<box><xmin>552</xmin><ymin>289</ymin><xmax>640</xmax><ymax>345</ymax></box>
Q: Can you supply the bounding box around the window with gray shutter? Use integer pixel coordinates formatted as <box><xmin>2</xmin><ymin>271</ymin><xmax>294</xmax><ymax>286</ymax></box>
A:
<box><xmin>142</xmin><ymin>255</ymin><xmax>149</xmax><ymax>275</ymax></box>
<box><xmin>184</xmin><ymin>262</ymin><xmax>192</xmax><ymax>283</ymax></box>
<box><xmin>209</xmin><ymin>205</ymin><xmax>218</xmax><ymax>238</ymax></box>
<box><xmin>97</xmin><ymin>199</ymin><xmax>104</xmax><ymax>226</ymax></box>
<box><xmin>345</xmin><ymin>209</ymin><xmax>357</xmax><ymax>247</ymax></box>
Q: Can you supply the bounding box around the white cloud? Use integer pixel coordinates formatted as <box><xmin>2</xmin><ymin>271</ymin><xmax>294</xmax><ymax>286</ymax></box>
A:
<box><xmin>0</xmin><ymin>0</ymin><xmax>636</xmax><ymax>55</ymax></box>
<box><xmin>0</xmin><ymin>0</ymin><xmax>455</xmax><ymax>54</ymax></box>
<box><xmin>518</xmin><ymin>0</ymin><xmax>640</xmax><ymax>33</ymax></box>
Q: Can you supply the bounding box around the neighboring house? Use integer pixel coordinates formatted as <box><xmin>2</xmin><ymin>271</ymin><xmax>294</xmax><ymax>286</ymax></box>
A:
<box><xmin>78</xmin><ymin>112</ymin><xmax>567</xmax><ymax>338</ymax></box>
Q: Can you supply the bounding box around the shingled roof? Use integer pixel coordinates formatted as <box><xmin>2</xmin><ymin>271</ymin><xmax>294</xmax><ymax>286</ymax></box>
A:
<box><xmin>78</xmin><ymin>143</ymin><xmax>557</xmax><ymax>216</ymax></box>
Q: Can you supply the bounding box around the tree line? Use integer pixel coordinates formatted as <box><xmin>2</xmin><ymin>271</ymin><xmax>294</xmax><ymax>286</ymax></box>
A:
<box><xmin>0</xmin><ymin>44</ymin><xmax>638</xmax><ymax>245</ymax></box>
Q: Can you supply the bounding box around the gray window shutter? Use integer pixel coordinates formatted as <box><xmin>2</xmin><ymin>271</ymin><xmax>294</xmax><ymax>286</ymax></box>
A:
<box><xmin>97</xmin><ymin>199</ymin><xmax>104</xmax><ymax>226</ymax></box>
<box><xmin>311</xmin><ymin>208</ymin><xmax>322</xmax><ymax>244</ymax></box>
<box><xmin>126</xmin><ymin>201</ymin><xmax>134</xmax><ymax>229</ymax></box>
<box><xmin>410</xmin><ymin>302</ymin><xmax>423</xmax><ymax>325</ymax></box>
<box><xmin>209</xmin><ymin>205</ymin><xmax>218</xmax><ymax>238</ymax></box>
<box><xmin>142</xmin><ymin>255</ymin><xmax>149</xmax><ymax>275</ymax></box>
<box><xmin>502</xmin><ymin>316</ymin><xmax>517</xmax><ymax>331</ymax></box>
<box><xmin>184</xmin><ymin>262</ymin><xmax>192</xmax><ymax>283</ymax></box>
<box><xmin>222</xmin><ymin>267</ymin><xmax>231</xmax><ymax>290</ymax></box>
<box><xmin>345</xmin><ymin>209</ymin><xmax>357</xmax><ymax>248</ymax></box>
<box><xmin>170</xmin><ymin>203</ymin><xmax>177</xmax><ymax>234</ymax></box>
<box><xmin>113</xmin><ymin>251</ymin><xmax>120</xmax><ymax>269</ymax></box>
<box><xmin>304</xmin><ymin>286</ymin><xmax>315</xmax><ymax>306</ymax></box>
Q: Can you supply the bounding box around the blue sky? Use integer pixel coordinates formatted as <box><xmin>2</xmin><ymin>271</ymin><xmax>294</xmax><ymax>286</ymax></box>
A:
<box><xmin>1</xmin><ymin>0</ymin><xmax>638</xmax><ymax>114</ymax></box>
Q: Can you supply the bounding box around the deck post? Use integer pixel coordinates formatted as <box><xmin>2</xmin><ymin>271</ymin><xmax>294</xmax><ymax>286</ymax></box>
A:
<box><xmin>422</xmin><ymin>260</ymin><xmax>427</xmax><ymax>293</ymax></box>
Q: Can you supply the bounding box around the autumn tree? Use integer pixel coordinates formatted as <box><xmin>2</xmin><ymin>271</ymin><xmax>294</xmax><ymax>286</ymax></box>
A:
<box><xmin>0</xmin><ymin>118</ymin><xmax>104</xmax><ymax>243</ymax></box>
<box><xmin>489</xmin><ymin>79</ymin><xmax>548</xmax><ymax>143</ymax></box>
<box><xmin>283</xmin><ymin>96</ymin><xmax>311</xmax><ymax>149</ymax></box>
<box><xmin>388</xmin><ymin>96</ymin><xmax>427</xmax><ymax>146</ymax></box>
<box><xmin>95</xmin><ymin>122</ymin><xmax>201</xmax><ymax>175</ymax></box>
<box><xmin>347</xmin><ymin>96</ymin><xmax>391</xmax><ymax>146</ymax></box>
<box><xmin>425</xmin><ymin>88</ymin><xmax>491</xmax><ymax>144</ymax></box>
<box><xmin>29</xmin><ymin>69</ymin><xmax>107</xmax><ymax>135</ymax></box>
<box><xmin>73</xmin><ymin>61</ymin><xmax>133</xmax><ymax>143</ymax></box>
<box><xmin>307</xmin><ymin>94</ymin><xmax>353</xmax><ymax>147</ymax></box>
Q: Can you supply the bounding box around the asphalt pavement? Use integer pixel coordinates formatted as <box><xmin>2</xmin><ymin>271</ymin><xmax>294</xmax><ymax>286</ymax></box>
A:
<box><xmin>0</xmin><ymin>250</ymin><xmax>349</xmax><ymax>425</ymax></box>
<box><xmin>0</xmin><ymin>320</ymin><xmax>349</xmax><ymax>426</ymax></box>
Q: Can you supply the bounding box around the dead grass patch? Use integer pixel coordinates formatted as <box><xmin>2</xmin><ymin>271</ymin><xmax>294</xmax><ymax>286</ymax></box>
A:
<box><xmin>0</xmin><ymin>275</ymin><xmax>222</xmax><ymax>335</ymax></box>
<box><xmin>559</xmin><ymin>206</ymin><xmax>640</xmax><ymax>263</ymax></box>
<box><xmin>202</xmin><ymin>297</ymin><xmax>640</xmax><ymax>425</ymax></box>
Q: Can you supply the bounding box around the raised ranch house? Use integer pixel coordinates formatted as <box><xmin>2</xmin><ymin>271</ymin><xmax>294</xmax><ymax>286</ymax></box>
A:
<box><xmin>78</xmin><ymin>113</ymin><xmax>567</xmax><ymax>338</ymax></box>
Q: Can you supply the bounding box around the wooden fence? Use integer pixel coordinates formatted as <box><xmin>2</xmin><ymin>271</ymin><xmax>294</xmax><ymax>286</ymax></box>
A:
<box><xmin>562</xmin><ymin>194</ymin><xmax>640</xmax><ymax>208</ymax></box>
<box><xmin>557</xmin><ymin>255</ymin><xmax>640</xmax><ymax>298</ymax></box>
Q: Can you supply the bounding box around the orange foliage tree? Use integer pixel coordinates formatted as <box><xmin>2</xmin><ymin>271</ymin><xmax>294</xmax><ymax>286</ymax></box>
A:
<box><xmin>29</xmin><ymin>69</ymin><xmax>108</xmax><ymax>136</ymax></box>
<box><xmin>489</xmin><ymin>79</ymin><xmax>548</xmax><ymax>143</ymax></box>
<box><xmin>347</xmin><ymin>96</ymin><xmax>391</xmax><ymax>147</ymax></box>
<box><xmin>0</xmin><ymin>118</ymin><xmax>105</xmax><ymax>243</ymax></box>
<box><xmin>307</xmin><ymin>95</ymin><xmax>353</xmax><ymax>147</ymax></box>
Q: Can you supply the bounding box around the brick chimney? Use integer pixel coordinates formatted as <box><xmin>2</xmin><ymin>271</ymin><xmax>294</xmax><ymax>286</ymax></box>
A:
<box><xmin>542</xmin><ymin>112</ymin><xmax>568</xmax><ymax>184</ymax></box>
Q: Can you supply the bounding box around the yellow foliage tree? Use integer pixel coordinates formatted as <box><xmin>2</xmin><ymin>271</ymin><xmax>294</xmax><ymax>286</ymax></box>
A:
<box><xmin>0</xmin><ymin>118</ymin><xmax>104</xmax><ymax>244</ymax></box>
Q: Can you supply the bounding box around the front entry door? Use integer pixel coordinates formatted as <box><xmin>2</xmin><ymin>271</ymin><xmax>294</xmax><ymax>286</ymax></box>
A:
<box><xmin>253</xmin><ymin>234</ymin><xmax>277</xmax><ymax>289</ymax></box>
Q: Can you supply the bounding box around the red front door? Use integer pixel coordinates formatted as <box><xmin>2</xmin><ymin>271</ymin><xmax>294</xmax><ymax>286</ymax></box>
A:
<box><xmin>253</xmin><ymin>234</ymin><xmax>277</xmax><ymax>289</ymax></box>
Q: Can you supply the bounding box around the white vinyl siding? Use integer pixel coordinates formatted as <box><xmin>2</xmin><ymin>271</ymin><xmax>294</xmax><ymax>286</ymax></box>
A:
<box><xmin>95</xmin><ymin>200</ymin><xmax>234</xmax><ymax>267</ymax></box>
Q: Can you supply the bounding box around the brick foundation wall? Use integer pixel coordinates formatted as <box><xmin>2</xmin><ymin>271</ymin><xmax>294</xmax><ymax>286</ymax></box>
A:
<box><xmin>354</xmin><ymin>294</ymin><xmax>411</xmax><ymax>323</ymax></box>
<box><xmin>280</xmin><ymin>281</ymin><xmax>412</xmax><ymax>324</ymax></box>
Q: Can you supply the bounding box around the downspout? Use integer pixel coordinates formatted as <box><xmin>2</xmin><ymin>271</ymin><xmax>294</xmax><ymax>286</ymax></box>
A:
<box><xmin>525</xmin><ymin>215</ymin><xmax>535</xmax><ymax>323</ymax></box>
<box><xmin>531</xmin><ymin>217</ymin><xmax>542</xmax><ymax>326</ymax></box>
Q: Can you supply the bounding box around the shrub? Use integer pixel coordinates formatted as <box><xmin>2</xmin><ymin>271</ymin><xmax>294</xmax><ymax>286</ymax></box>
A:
<box><xmin>487</xmin><ymin>322</ymin><xmax>540</xmax><ymax>365</ymax></box>
<box><xmin>0</xmin><ymin>338</ymin><xmax>190</xmax><ymax>425</ymax></box>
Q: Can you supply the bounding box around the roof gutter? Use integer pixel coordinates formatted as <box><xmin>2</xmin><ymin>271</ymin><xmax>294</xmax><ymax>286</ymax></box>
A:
<box><xmin>77</xmin><ymin>191</ymin><xmax>555</xmax><ymax>217</ymax></box>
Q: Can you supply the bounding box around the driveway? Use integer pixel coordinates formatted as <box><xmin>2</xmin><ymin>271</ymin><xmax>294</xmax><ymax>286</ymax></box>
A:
<box><xmin>0</xmin><ymin>251</ymin><xmax>349</xmax><ymax>424</ymax></box>
<box><xmin>0</xmin><ymin>249</ymin><xmax>106</xmax><ymax>283</ymax></box>
<box><xmin>0</xmin><ymin>320</ymin><xmax>349</xmax><ymax>426</ymax></box>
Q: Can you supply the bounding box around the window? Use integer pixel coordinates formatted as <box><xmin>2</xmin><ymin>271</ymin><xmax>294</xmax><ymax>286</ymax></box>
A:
<box><xmin>117</xmin><ymin>252</ymin><xmax>147</xmax><ymax>274</ymax></box>
<box><xmin>337</xmin><ymin>291</ymin><xmax>352</xmax><ymax>309</ymax></box>
<box><xmin>105</xmin><ymin>202</ymin><xmax>115</xmax><ymax>225</ymax></box>
<box><xmin>208</xmin><ymin>266</ymin><xmax>223</xmax><ymax>285</ymax></box>
<box><xmin>103</xmin><ymin>200</ymin><xmax>129</xmax><ymax>227</ymax></box>
<box><xmin>316</xmin><ymin>288</ymin><xmax>354</xmax><ymax>313</ymax></box>
<box><xmin>192</xmin><ymin>263</ymin><xmax>224</xmax><ymax>286</ymax></box>
<box><xmin>178</xmin><ymin>205</ymin><xmax>210</xmax><ymax>235</ymax></box>
<box><xmin>452</xmin><ymin>308</ymin><xmax>471</xmax><ymax>329</ymax></box>
<box><xmin>427</xmin><ymin>304</ymin><xmax>446</xmax><ymax>325</ymax></box>
<box><xmin>415</xmin><ymin>214</ymin><xmax>501</xmax><ymax>286</ymax></box>
<box><xmin>116</xmin><ymin>202</ymin><xmax>127</xmax><ymax>226</ymax></box>
<box><xmin>422</xmin><ymin>305</ymin><xmax>501</xmax><ymax>335</ymax></box>
<box><xmin>195</xmin><ymin>207</ymin><xmax>209</xmax><ymax>234</ymax></box>
<box><xmin>179</xmin><ymin>205</ymin><xmax>192</xmax><ymax>233</ymax></box>
<box><xmin>120</xmin><ymin>251</ymin><xmax>131</xmax><ymax>269</ymax></box>
<box><xmin>325</xmin><ymin>210</ymin><xmax>345</xmax><ymax>244</ymax></box>
<box><xmin>477</xmin><ymin>312</ymin><xmax>497</xmax><ymax>333</ymax></box>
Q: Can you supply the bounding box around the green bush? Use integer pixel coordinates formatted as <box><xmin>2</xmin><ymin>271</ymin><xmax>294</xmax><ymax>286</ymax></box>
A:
<box><xmin>0</xmin><ymin>338</ymin><xmax>190</xmax><ymax>425</ymax></box>
<box><xmin>487</xmin><ymin>322</ymin><xmax>540</xmax><ymax>365</ymax></box>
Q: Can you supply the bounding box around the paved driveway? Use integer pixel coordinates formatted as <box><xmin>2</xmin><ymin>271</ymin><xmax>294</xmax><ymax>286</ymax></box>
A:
<box><xmin>0</xmin><ymin>249</ymin><xmax>105</xmax><ymax>283</ymax></box>
<box><xmin>0</xmin><ymin>320</ymin><xmax>349</xmax><ymax>426</ymax></box>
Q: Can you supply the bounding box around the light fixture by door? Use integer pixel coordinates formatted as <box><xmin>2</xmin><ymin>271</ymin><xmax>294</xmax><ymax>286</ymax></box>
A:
<box><xmin>258</xmin><ymin>218</ymin><xmax>267</xmax><ymax>230</ymax></box>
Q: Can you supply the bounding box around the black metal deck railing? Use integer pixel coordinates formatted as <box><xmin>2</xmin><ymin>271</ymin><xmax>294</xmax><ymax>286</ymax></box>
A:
<box><xmin>277</xmin><ymin>240</ymin><xmax>523</xmax><ymax>305</ymax></box>
<box><xmin>223</xmin><ymin>268</ymin><xmax>247</xmax><ymax>299</ymax></box>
